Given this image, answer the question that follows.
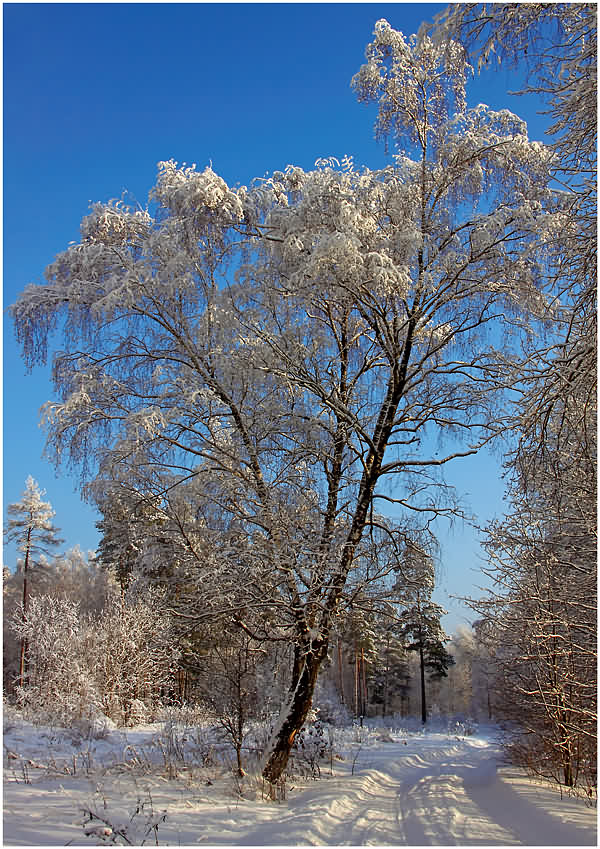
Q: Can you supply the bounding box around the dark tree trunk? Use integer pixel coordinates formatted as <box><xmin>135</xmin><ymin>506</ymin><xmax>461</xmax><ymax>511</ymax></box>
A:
<box><xmin>419</xmin><ymin>638</ymin><xmax>427</xmax><ymax>725</ymax></box>
<box><xmin>262</xmin><ymin>643</ymin><xmax>325</xmax><ymax>786</ymax></box>
<box><xmin>261</xmin><ymin>318</ymin><xmax>419</xmax><ymax>788</ymax></box>
<box><xmin>354</xmin><ymin>646</ymin><xmax>359</xmax><ymax>717</ymax></box>
<box><xmin>361</xmin><ymin>646</ymin><xmax>368</xmax><ymax>717</ymax></box>
<box><xmin>337</xmin><ymin>639</ymin><xmax>345</xmax><ymax>705</ymax></box>
<box><xmin>235</xmin><ymin>743</ymin><xmax>245</xmax><ymax>778</ymax></box>
<box><xmin>18</xmin><ymin>528</ymin><xmax>32</xmax><ymax>690</ymax></box>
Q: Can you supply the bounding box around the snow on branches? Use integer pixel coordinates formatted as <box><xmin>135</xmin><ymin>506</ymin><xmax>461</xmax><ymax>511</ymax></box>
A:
<box><xmin>10</xmin><ymin>17</ymin><xmax>576</xmax><ymax>783</ymax></box>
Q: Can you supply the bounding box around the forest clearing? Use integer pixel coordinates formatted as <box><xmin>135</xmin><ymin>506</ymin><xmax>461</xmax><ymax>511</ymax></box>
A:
<box><xmin>3</xmin><ymin>710</ymin><xmax>597</xmax><ymax>846</ymax></box>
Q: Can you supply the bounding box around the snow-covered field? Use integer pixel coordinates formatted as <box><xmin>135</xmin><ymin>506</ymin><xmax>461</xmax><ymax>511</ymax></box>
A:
<box><xmin>3</xmin><ymin>713</ymin><xmax>597</xmax><ymax>846</ymax></box>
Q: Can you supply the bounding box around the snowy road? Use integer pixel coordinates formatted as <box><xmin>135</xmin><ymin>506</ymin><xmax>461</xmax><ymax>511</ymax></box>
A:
<box><xmin>230</xmin><ymin>737</ymin><xmax>596</xmax><ymax>846</ymax></box>
<box><xmin>3</xmin><ymin>727</ymin><xmax>597</xmax><ymax>845</ymax></box>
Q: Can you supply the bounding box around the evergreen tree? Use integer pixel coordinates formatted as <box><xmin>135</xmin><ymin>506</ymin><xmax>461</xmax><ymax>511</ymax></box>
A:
<box><xmin>4</xmin><ymin>477</ymin><xmax>63</xmax><ymax>690</ymax></box>
<box><xmin>401</xmin><ymin>595</ymin><xmax>454</xmax><ymax>724</ymax></box>
<box><xmin>369</xmin><ymin>608</ymin><xmax>410</xmax><ymax>717</ymax></box>
<box><xmin>394</xmin><ymin>542</ymin><xmax>454</xmax><ymax>723</ymax></box>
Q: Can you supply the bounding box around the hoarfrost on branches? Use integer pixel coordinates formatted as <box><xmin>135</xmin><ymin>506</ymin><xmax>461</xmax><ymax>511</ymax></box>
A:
<box><xmin>11</xmin><ymin>18</ymin><xmax>569</xmax><ymax>783</ymax></box>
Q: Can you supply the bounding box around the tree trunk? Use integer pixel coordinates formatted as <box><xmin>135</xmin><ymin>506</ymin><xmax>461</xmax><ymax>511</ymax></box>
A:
<box><xmin>235</xmin><ymin>743</ymin><xmax>245</xmax><ymax>778</ymax></box>
<box><xmin>361</xmin><ymin>646</ymin><xmax>368</xmax><ymax>718</ymax></box>
<box><xmin>383</xmin><ymin>637</ymin><xmax>390</xmax><ymax>717</ymax></box>
<box><xmin>563</xmin><ymin>756</ymin><xmax>574</xmax><ymax>787</ymax></box>
<box><xmin>262</xmin><ymin>644</ymin><xmax>324</xmax><ymax>786</ymax></box>
<box><xmin>354</xmin><ymin>646</ymin><xmax>359</xmax><ymax>717</ymax></box>
<box><xmin>337</xmin><ymin>639</ymin><xmax>345</xmax><ymax>705</ymax></box>
<box><xmin>18</xmin><ymin>528</ymin><xmax>32</xmax><ymax>690</ymax></box>
<box><xmin>419</xmin><ymin>639</ymin><xmax>427</xmax><ymax>725</ymax></box>
<box><xmin>261</xmin><ymin>318</ymin><xmax>418</xmax><ymax>787</ymax></box>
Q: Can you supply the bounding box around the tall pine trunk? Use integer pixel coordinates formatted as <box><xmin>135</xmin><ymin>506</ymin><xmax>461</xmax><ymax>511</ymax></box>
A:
<box><xmin>419</xmin><ymin>633</ymin><xmax>427</xmax><ymax>725</ymax></box>
<box><xmin>337</xmin><ymin>639</ymin><xmax>345</xmax><ymax>705</ymax></box>
<box><xmin>361</xmin><ymin>646</ymin><xmax>368</xmax><ymax>718</ymax></box>
<box><xmin>18</xmin><ymin>528</ymin><xmax>32</xmax><ymax>690</ymax></box>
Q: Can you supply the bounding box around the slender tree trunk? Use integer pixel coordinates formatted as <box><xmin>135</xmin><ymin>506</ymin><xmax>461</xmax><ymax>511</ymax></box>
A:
<box><xmin>419</xmin><ymin>637</ymin><xmax>427</xmax><ymax>725</ymax></box>
<box><xmin>361</xmin><ymin>646</ymin><xmax>368</xmax><ymax>718</ymax></box>
<box><xmin>18</xmin><ymin>528</ymin><xmax>32</xmax><ymax>690</ymax></box>
<box><xmin>337</xmin><ymin>639</ymin><xmax>345</xmax><ymax>705</ymax></box>
<box><xmin>236</xmin><ymin>660</ymin><xmax>246</xmax><ymax>777</ymax></box>
<box><xmin>354</xmin><ymin>646</ymin><xmax>359</xmax><ymax>718</ymax></box>
<box><xmin>236</xmin><ymin>743</ymin><xmax>245</xmax><ymax>778</ymax></box>
<box><xmin>383</xmin><ymin>637</ymin><xmax>390</xmax><ymax>717</ymax></box>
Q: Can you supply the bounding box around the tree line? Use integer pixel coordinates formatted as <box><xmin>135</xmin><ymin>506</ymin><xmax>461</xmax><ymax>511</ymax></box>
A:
<box><xmin>4</xmin><ymin>477</ymin><xmax>459</xmax><ymax>731</ymax></box>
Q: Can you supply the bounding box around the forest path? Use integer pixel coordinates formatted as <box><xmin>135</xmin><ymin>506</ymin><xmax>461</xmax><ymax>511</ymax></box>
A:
<box><xmin>3</xmin><ymin>727</ymin><xmax>597</xmax><ymax>845</ymax></box>
<box><xmin>236</xmin><ymin>735</ymin><xmax>596</xmax><ymax>846</ymax></box>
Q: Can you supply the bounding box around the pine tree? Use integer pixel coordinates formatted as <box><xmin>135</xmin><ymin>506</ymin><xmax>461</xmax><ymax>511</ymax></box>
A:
<box><xmin>395</xmin><ymin>542</ymin><xmax>454</xmax><ymax>723</ymax></box>
<box><xmin>369</xmin><ymin>612</ymin><xmax>410</xmax><ymax>718</ymax></box>
<box><xmin>401</xmin><ymin>594</ymin><xmax>454</xmax><ymax>724</ymax></box>
<box><xmin>4</xmin><ymin>477</ymin><xmax>63</xmax><ymax>690</ymax></box>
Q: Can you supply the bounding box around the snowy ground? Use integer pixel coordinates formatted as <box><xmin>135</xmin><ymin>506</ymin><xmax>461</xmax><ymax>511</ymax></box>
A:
<box><xmin>3</xmin><ymin>713</ymin><xmax>597</xmax><ymax>846</ymax></box>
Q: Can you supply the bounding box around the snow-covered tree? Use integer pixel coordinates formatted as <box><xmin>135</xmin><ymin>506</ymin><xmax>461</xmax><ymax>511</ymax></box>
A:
<box><xmin>367</xmin><ymin>610</ymin><xmax>411</xmax><ymax>718</ymax></box>
<box><xmin>473</xmin><ymin>428</ymin><xmax>596</xmax><ymax>793</ymax></box>
<box><xmin>428</xmin><ymin>4</ymin><xmax>596</xmax><ymax>187</ymax></box>
<box><xmin>429</xmin><ymin>4</ymin><xmax>596</xmax><ymax>472</ymax></box>
<box><xmin>95</xmin><ymin>494</ymin><xmax>144</xmax><ymax>593</ymax></box>
<box><xmin>11</xmin><ymin>22</ymin><xmax>566</xmax><ymax>782</ymax></box>
<box><xmin>429</xmin><ymin>4</ymin><xmax>596</xmax><ymax>793</ymax></box>
<box><xmin>47</xmin><ymin>545</ymin><xmax>111</xmax><ymax>615</ymax></box>
<box><xmin>92</xmin><ymin>586</ymin><xmax>179</xmax><ymax>725</ymax></box>
<box><xmin>334</xmin><ymin>597</ymin><xmax>379</xmax><ymax>719</ymax></box>
<box><xmin>469</xmin><ymin>618</ymin><xmax>498</xmax><ymax>721</ymax></box>
<box><xmin>3</xmin><ymin>545</ymin><xmax>111</xmax><ymax>694</ymax></box>
<box><xmin>4</xmin><ymin>477</ymin><xmax>64</xmax><ymax>690</ymax></box>
<box><xmin>191</xmin><ymin>628</ymin><xmax>272</xmax><ymax>777</ymax></box>
<box><xmin>429</xmin><ymin>2</ymin><xmax>596</xmax><ymax>580</ymax></box>
<box><xmin>470</xmin><ymin>368</ymin><xmax>596</xmax><ymax>791</ymax></box>
<box><xmin>395</xmin><ymin>542</ymin><xmax>454</xmax><ymax>723</ymax></box>
<box><xmin>431</xmin><ymin>624</ymin><xmax>480</xmax><ymax>718</ymax></box>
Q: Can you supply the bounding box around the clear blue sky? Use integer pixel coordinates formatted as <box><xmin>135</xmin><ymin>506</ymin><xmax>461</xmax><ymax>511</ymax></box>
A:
<box><xmin>3</xmin><ymin>2</ymin><xmax>551</xmax><ymax>632</ymax></box>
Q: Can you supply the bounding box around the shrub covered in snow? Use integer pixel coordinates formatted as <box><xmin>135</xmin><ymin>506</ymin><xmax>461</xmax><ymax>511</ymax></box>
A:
<box><xmin>9</xmin><ymin>587</ymin><xmax>179</xmax><ymax>728</ymax></box>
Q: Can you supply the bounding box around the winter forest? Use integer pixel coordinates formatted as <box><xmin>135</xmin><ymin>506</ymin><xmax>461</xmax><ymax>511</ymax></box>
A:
<box><xmin>4</xmin><ymin>3</ymin><xmax>597</xmax><ymax>845</ymax></box>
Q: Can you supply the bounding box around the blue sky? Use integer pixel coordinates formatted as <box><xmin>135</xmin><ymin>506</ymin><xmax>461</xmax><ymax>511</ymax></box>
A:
<box><xmin>3</xmin><ymin>2</ymin><xmax>551</xmax><ymax>632</ymax></box>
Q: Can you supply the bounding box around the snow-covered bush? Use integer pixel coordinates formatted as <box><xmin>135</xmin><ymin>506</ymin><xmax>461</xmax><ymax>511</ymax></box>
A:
<box><xmin>447</xmin><ymin>716</ymin><xmax>477</xmax><ymax>738</ymax></box>
<box><xmin>9</xmin><ymin>587</ymin><xmax>179</xmax><ymax>728</ymax></box>
<box><xmin>91</xmin><ymin>588</ymin><xmax>179</xmax><ymax>725</ymax></box>
<box><xmin>11</xmin><ymin>595</ymin><xmax>102</xmax><ymax>725</ymax></box>
<box><xmin>290</xmin><ymin>712</ymin><xmax>330</xmax><ymax>779</ymax></box>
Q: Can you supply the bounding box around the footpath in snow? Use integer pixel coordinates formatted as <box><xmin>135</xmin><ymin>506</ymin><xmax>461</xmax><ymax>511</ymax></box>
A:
<box><xmin>3</xmin><ymin>719</ymin><xmax>597</xmax><ymax>845</ymax></box>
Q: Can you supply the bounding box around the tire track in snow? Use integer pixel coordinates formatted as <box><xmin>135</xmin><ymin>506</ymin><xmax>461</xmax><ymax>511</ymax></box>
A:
<box><xmin>392</xmin><ymin>745</ymin><xmax>514</xmax><ymax>845</ymax></box>
<box><xmin>240</xmin><ymin>739</ymin><xmax>596</xmax><ymax>846</ymax></box>
<box><xmin>238</xmin><ymin>742</ymin><xmax>509</xmax><ymax>845</ymax></box>
<box><xmin>463</xmin><ymin>761</ymin><xmax>597</xmax><ymax>846</ymax></box>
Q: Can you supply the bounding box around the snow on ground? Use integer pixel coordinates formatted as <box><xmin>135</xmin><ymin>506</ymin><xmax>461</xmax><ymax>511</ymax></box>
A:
<box><xmin>3</xmin><ymin>714</ymin><xmax>597</xmax><ymax>846</ymax></box>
